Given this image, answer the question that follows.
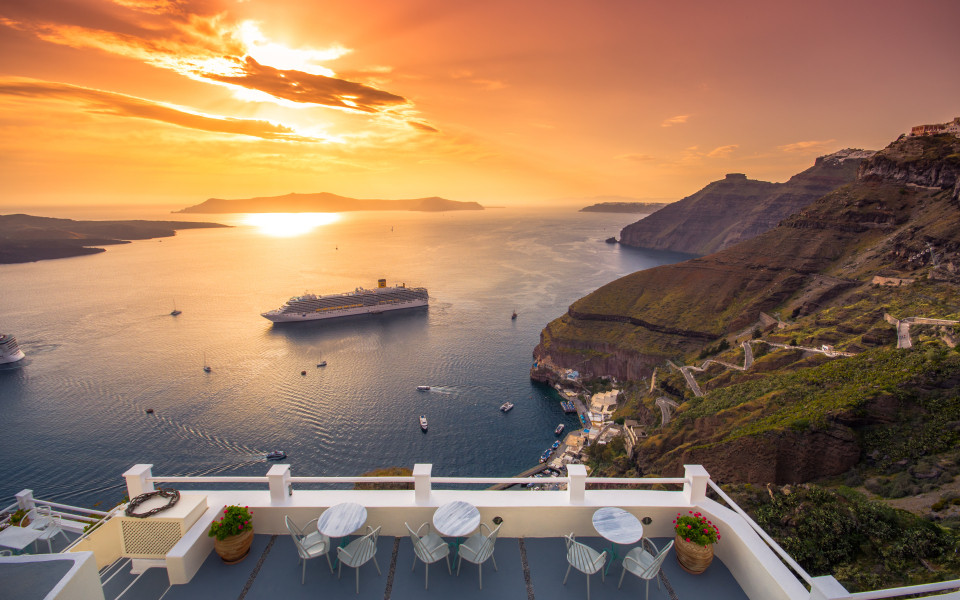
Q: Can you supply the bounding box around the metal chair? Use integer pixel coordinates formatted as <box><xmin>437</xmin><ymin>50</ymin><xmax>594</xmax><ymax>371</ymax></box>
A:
<box><xmin>284</xmin><ymin>515</ymin><xmax>333</xmax><ymax>584</ymax></box>
<box><xmin>405</xmin><ymin>522</ymin><xmax>451</xmax><ymax>589</ymax></box>
<box><xmin>28</xmin><ymin>506</ymin><xmax>69</xmax><ymax>553</ymax></box>
<box><xmin>619</xmin><ymin>538</ymin><xmax>674</xmax><ymax>599</ymax></box>
<box><xmin>456</xmin><ymin>522</ymin><xmax>500</xmax><ymax>590</ymax></box>
<box><xmin>563</xmin><ymin>533</ymin><xmax>607</xmax><ymax>600</ymax></box>
<box><xmin>336</xmin><ymin>525</ymin><xmax>381</xmax><ymax>594</ymax></box>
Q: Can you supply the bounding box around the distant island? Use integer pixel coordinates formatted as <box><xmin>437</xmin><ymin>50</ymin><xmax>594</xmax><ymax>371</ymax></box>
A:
<box><xmin>0</xmin><ymin>214</ymin><xmax>228</xmax><ymax>264</ymax></box>
<box><xmin>579</xmin><ymin>201</ymin><xmax>670</xmax><ymax>213</ymax></box>
<box><xmin>175</xmin><ymin>192</ymin><xmax>484</xmax><ymax>214</ymax></box>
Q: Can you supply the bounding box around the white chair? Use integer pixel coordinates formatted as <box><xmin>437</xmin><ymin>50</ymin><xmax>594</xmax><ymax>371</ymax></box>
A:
<box><xmin>619</xmin><ymin>538</ymin><xmax>674</xmax><ymax>599</ymax></box>
<box><xmin>405</xmin><ymin>522</ymin><xmax>451</xmax><ymax>589</ymax></box>
<box><xmin>563</xmin><ymin>533</ymin><xmax>607</xmax><ymax>600</ymax></box>
<box><xmin>336</xmin><ymin>525</ymin><xmax>381</xmax><ymax>594</ymax></box>
<box><xmin>284</xmin><ymin>516</ymin><xmax>333</xmax><ymax>584</ymax></box>
<box><xmin>28</xmin><ymin>506</ymin><xmax>69</xmax><ymax>553</ymax></box>
<box><xmin>456</xmin><ymin>522</ymin><xmax>500</xmax><ymax>590</ymax></box>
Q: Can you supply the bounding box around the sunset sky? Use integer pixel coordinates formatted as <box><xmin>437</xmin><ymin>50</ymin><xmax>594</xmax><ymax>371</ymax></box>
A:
<box><xmin>1</xmin><ymin>0</ymin><xmax>958</xmax><ymax>207</ymax></box>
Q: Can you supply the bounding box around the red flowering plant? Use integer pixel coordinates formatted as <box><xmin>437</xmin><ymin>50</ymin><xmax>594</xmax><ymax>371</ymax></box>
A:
<box><xmin>673</xmin><ymin>511</ymin><xmax>720</xmax><ymax>546</ymax></box>
<box><xmin>208</xmin><ymin>505</ymin><xmax>253</xmax><ymax>541</ymax></box>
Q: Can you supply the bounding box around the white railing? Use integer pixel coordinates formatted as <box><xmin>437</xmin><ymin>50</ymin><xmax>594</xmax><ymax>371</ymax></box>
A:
<box><xmin>841</xmin><ymin>580</ymin><xmax>960</xmax><ymax>599</ymax></box>
<box><xmin>708</xmin><ymin>480</ymin><xmax>814</xmax><ymax>585</ymax></box>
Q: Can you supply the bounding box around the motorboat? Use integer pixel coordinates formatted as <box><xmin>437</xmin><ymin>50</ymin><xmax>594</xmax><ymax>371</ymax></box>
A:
<box><xmin>203</xmin><ymin>365</ymin><xmax>212</xmax><ymax>373</ymax></box>
<box><xmin>419</xmin><ymin>415</ymin><xmax>428</xmax><ymax>431</ymax></box>
<box><xmin>417</xmin><ymin>385</ymin><xmax>431</xmax><ymax>391</ymax></box>
<box><xmin>555</xmin><ymin>424</ymin><xmax>565</xmax><ymax>435</ymax></box>
<box><xmin>266</xmin><ymin>451</ymin><xmax>286</xmax><ymax>460</ymax></box>
<box><xmin>500</xmin><ymin>402</ymin><xmax>514</xmax><ymax>412</ymax></box>
<box><xmin>551</xmin><ymin>440</ymin><xmax>560</xmax><ymax>450</ymax></box>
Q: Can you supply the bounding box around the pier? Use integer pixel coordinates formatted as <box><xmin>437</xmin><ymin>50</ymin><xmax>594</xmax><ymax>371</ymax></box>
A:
<box><xmin>486</xmin><ymin>463</ymin><xmax>550</xmax><ymax>490</ymax></box>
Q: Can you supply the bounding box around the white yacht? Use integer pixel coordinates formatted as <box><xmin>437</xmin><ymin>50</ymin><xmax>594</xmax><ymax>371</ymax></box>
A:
<box><xmin>0</xmin><ymin>334</ymin><xmax>25</xmax><ymax>364</ymax></box>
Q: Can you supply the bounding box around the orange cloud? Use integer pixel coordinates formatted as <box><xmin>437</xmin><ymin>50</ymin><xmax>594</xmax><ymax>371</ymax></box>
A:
<box><xmin>618</xmin><ymin>153</ymin><xmax>657</xmax><ymax>162</ymax></box>
<box><xmin>204</xmin><ymin>56</ymin><xmax>408</xmax><ymax>114</ymax></box>
<box><xmin>0</xmin><ymin>78</ymin><xmax>323</xmax><ymax>141</ymax></box>
<box><xmin>778</xmin><ymin>139</ymin><xmax>837</xmax><ymax>153</ymax></box>
<box><xmin>661</xmin><ymin>114</ymin><xmax>690</xmax><ymax>127</ymax></box>
<box><xmin>0</xmin><ymin>8</ymin><xmax>412</xmax><ymax>116</ymax></box>
<box><xmin>707</xmin><ymin>144</ymin><xmax>738</xmax><ymax>158</ymax></box>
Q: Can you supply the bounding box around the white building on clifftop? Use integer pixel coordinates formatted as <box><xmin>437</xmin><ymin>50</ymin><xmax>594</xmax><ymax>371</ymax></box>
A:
<box><xmin>910</xmin><ymin>117</ymin><xmax>960</xmax><ymax>137</ymax></box>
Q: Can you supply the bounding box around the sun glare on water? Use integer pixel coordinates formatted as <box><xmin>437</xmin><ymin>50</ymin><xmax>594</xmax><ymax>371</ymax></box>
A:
<box><xmin>243</xmin><ymin>213</ymin><xmax>341</xmax><ymax>237</ymax></box>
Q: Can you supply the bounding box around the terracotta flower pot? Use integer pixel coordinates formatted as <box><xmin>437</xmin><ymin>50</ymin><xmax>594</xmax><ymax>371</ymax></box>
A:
<box><xmin>674</xmin><ymin>533</ymin><xmax>713</xmax><ymax>574</ymax></box>
<box><xmin>214</xmin><ymin>527</ymin><xmax>254</xmax><ymax>564</ymax></box>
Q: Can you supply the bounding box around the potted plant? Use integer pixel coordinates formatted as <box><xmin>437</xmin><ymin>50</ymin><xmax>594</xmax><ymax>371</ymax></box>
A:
<box><xmin>208</xmin><ymin>505</ymin><xmax>254</xmax><ymax>563</ymax></box>
<box><xmin>673</xmin><ymin>510</ymin><xmax>720</xmax><ymax>574</ymax></box>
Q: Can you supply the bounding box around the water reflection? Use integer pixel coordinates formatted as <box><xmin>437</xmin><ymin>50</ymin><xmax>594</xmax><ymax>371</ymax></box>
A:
<box><xmin>243</xmin><ymin>212</ymin><xmax>340</xmax><ymax>237</ymax></box>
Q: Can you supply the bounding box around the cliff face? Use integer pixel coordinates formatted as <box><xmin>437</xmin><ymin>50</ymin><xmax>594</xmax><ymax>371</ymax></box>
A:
<box><xmin>618</xmin><ymin>150</ymin><xmax>871</xmax><ymax>255</ymax></box>
<box><xmin>533</xmin><ymin>136</ymin><xmax>960</xmax><ymax>382</ymax></box>
<box><xmin>533</xmin><ymin>133</ymin><xmax>960</xmax><ymax>485</ymax></box>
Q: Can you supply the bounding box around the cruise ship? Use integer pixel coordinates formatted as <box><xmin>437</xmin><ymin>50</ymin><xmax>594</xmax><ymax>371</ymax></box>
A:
<box><xmin>0</xmin><ymin>334</ymin><xmax>25</xmax><ymax>364</ymax></box>
<box><xmin>261</xmin><ymin>279</ymin><xmax>428</xmax><ymax>323</ymax></box>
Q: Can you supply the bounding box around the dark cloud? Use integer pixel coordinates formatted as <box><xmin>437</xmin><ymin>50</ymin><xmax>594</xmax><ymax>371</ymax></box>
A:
<box><xmin>201</xmin><ymin>56</ymin><xmax>409</xmax><ymax>114</ymax></box>
<box><xmin>0</xmin><ymin>79</ymin><xmax>317</xmax><ymax>141</ymax></box>
<box><xmin>408</xmin><ymin>120</ymin><xmax>438</xmax><ymax>133</ymax></box>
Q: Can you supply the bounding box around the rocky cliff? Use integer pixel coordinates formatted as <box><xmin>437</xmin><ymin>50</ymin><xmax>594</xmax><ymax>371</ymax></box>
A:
<box><xmin>618</xmin><ymin>149</ymin><xmax>872</xmax><ymax>255</ymax></box>
<box><xmin>533</xmin><ymin>133</ymin><xmax>960</xmax><ymax>484</ymax></box>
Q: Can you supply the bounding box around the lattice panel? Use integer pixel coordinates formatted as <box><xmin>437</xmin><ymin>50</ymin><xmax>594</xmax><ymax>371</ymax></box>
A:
<box><xmin>120</xmin><ymin>519</ymin><xmax>183</xmax><ymax>557</ymax></box>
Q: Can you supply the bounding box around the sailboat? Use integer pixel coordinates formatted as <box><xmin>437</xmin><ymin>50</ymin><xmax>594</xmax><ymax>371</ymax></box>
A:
<box><xmin>316</xmin><ymin>352</ymin><xmax>327</xmax><ymax>367</ymax></box>
<box><xmin>511</xmin><ymin>309</ymin><xmax>518</xmax><ymax>320</ymax></box>
<box><xmin>170</xmin><ymin>300</ymin><xmax>181</xmax><ymax>316</ymax></box>
<box><xmin>202</xmin><ymin>352</ymin><xmax>212</xmax><ymax>373</ymax></box>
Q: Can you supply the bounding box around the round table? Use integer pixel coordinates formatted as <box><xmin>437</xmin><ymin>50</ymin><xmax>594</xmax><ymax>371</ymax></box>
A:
<box><xmin>592</xmin><ymin>507</ymin><xmax>643</xmax><ymax>574</ymax></box>
<box><xmin>317</xmin><ymin>502</ymin><xmax>368</xmax><ymax>538</ymax></box>
<box><xmin>432</xmin><ymin>501</ymin><xmax>481</xmax><ymax>537</ymax></box>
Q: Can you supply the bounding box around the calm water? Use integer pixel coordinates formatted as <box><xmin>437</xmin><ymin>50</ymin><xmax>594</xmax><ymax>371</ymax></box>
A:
<box><xmin>0</xmin><ymin>207</ymin><xmax>686</xmax><ymax>508</ymax></box>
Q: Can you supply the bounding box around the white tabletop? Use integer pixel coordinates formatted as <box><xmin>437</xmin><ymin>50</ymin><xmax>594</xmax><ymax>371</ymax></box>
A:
<box><xmin>433</xmin><ymin>501</ymin><xmax>481</xmax><ymax>537</ymax></box>
<box><xmin>317</xmin><ymin>502</ymin><xmax>367</xmax><ymax>538</ymax></box>
<box><xmin>0</xmin><ymin>526</ymin><xmax>44</xmax><ymax>551</ymax></box>
<box><xmin>592</xmin><ymin>507</ymin><xmax>644</xmax><ymax>545</ymax></box>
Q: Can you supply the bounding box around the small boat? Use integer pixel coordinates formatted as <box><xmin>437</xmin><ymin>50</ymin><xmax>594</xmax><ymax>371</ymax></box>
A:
<box><xmin>317</xmin><ymin>360</ymin><xmax>327</xmax><ymax>367</ymax></box>
<box><xmin>202</xmin><ymin>352</ymin><xmax>211</xmax><ymax>373</ymax></box>
<box><xmin>417</xmin><ymin>385</ymin><xmax>431</xmax><ymax>391</ymax></box>
<box><xmin>266</xmin><ymin>450</ymin><xmax>286</xmax><ymax>460</ymax></box>
<box><xmin>500</xmin><ymin>402</ymin><xmax>514</xmax><ymax>412</ymax></box>
<box><xmin>552</xmin><ymin>440</ymin><xmax>560</xmax><ymax>450</ymax></box>
<box><xmin>511</xmin><ymin>310</ymin><xmax>517</xmax><ymax>320</ymax></box>
<box><xmin>301</xmin><ymin>370</ymin><xmax>307</xmax><ymax>376</ymax></box>
<box><xmin>145</xmin><ymin>408</ymin><xmax>154</xmax><ymax>414</ymax></box>
<box><xmin>419</xmin><ymin>415</ymin><xmax>428</xmax><ymax>431</ymax></box>
<box><xmin>170</xmin><ymin>300</ymin><xmax>181</xmax><ymax>316</ymax></box>
<box><xmin>555</xmin><ymin>424</ymin><xmax>565</xmax><ymax>436</ymax></box>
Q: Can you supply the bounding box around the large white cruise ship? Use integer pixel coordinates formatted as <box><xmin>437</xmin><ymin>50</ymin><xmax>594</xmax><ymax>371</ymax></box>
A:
<box><xmin>0</xmin><ymin>334</ymin><xmax>25</xmax><ymax>364</ymax></box>
<box><xmin>261</xmin><ymin>279</ymin><xmax>429</xmax><ymax>323</ymax></box>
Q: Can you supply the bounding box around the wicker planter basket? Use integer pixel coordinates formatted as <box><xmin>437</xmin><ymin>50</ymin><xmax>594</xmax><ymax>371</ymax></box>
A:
<box><xmin>214</xmin><ymin>528</ymin><xmax>254</xmax><ymax>564</ymax></box>
<box><xmin>674</xmin><ymin>533</ymin><xmax>714</xmax><ymax>574</ymax></box>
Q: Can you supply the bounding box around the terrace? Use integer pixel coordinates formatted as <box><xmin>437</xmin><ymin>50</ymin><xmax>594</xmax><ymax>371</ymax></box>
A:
<box><xmin>1</xmin><ymin>464</ymin><xmax>958</xmax><ymax>600</ymax></box>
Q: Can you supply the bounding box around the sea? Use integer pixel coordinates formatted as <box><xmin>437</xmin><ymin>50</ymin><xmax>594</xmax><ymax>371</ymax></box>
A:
<box><xmin>0</xmin><ymin>206</ymin><xmax>688</xmax><ymax>508</ymax></box>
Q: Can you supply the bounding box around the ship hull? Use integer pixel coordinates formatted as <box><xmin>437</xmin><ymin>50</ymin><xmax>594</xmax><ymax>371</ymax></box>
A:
<box><xmin>0</xmin><ymin>335</ymin><xmax>25</xmax><ymax>364</ymax></box>
<box><xmin>262</xmin><ymin>298</ymin><xmax>428</xmax><ymax>323</ymax></box>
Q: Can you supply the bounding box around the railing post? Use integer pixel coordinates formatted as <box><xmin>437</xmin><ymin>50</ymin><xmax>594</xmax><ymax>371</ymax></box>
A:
<box><xmin>808</xmin><ymin>576</ymin><xmax>849</xmax><ymax>599</ymax></box>
<box><xmin>15</xmin><ymin>489</ymin><xmax>35</xmax><ymax>511</ymax></box>
<box><xmin>567</xmin><ymin>464</ymin><xmax>587</xmax><ymax>503</ymax></box>
<box><xmin>268</xmin><ymin>464</ymin><xmax>292</xmax><ymax>503</ymax></box>
<box><xmin>123</xmin><ymin>464</ymin><xmax>154</xmax><ymax>499</ymax></box>
<box><xmin>682</xmin><ymin>465</ymin><xmax>709</xmax><ymax>505</ymax></box>
<box><xmin>413</xmin><ymin>463</ymin><xmax>432</xmax><ymax>504</ymax></box>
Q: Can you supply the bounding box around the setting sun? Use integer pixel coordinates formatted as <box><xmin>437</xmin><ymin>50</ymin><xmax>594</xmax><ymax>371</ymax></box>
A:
<box><xmin>243</xmin><ymin>212</ymin><xmax>340</xmax><ymax>237</ymax></box>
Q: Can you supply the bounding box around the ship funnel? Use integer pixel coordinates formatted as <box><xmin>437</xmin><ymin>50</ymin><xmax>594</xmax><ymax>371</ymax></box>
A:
<box><xmin>378</xmin><ymin>278</ymin><xmax>387</xmax><ymax>288</ymax></box>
